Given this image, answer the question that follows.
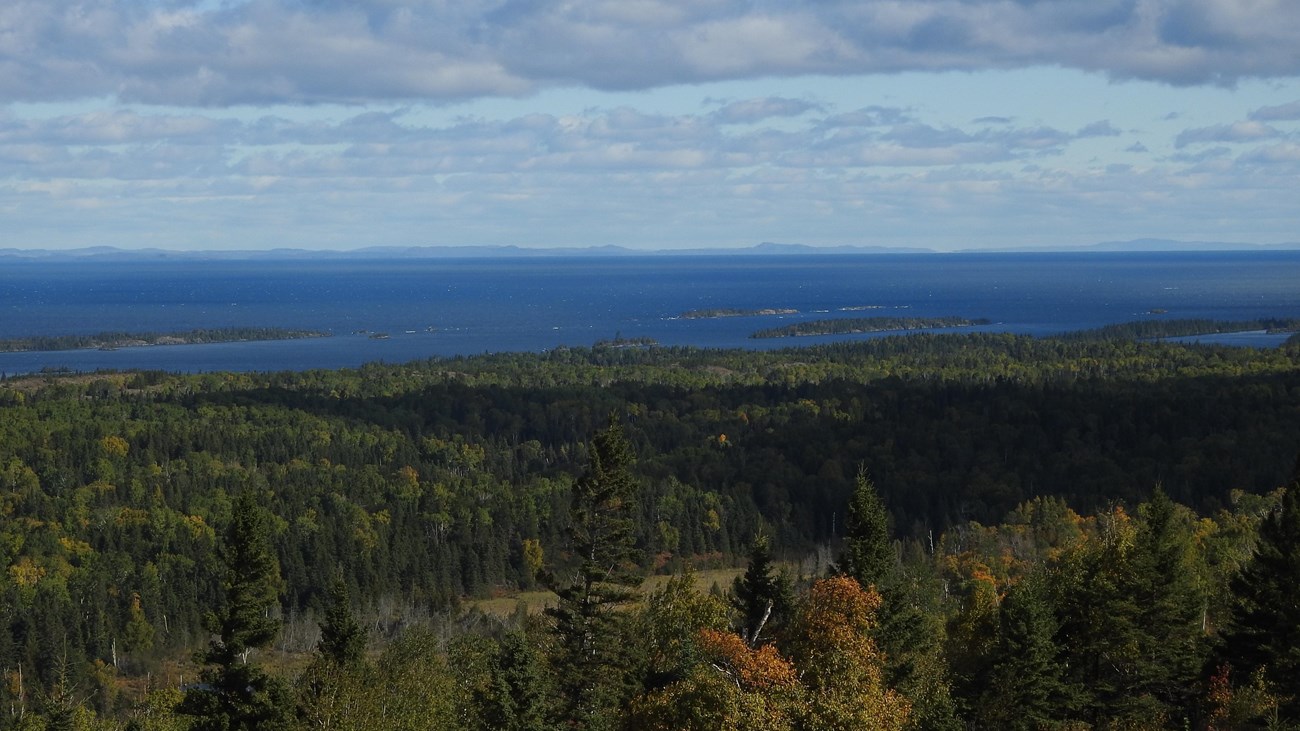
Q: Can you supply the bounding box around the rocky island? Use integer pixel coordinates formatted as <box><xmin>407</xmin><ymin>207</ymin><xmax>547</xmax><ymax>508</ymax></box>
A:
<box><xmin>679</xmin><ymin>307</ymin><xmax>799</xmax><ymax>319</ymax></box>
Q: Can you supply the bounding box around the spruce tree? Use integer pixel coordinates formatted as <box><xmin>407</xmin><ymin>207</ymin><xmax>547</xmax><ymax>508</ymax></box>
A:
<box><xmin>317</xmin><ymin>576</ymin><xmax>365</xmax><ymax>668</ymax></box>
<box><xmin>979</xmin><ymin>574</ymin><xmax>1068</xmax><ymax>730</ymax></box>
<box><xmin>836</xmin><ymin>469</ymin><xmax>959</xmax><ymax>730</ymax></box>
<box><xmin>730</xmin><ymin>534</ymin><xmax>792</xmax><ymax>647</ymax></box>
<box><xmin>544</xmin><ymin>416</ymin><xmax>643</xmax><ymax>730</ymax></box>
<box><xmin>179</xmin><ymin>489</ymin><xmax>290</xmax><ymax>731</ymax></box>
<box><xmin>836</xmin><ymin>469</ymin><xmax>894</xmax><ymax>589</ymax></box>
<box><xmin>1129</xmin><ymin>487</ymin><xmax>1207</xmax><ymax>720</ymax></box>
<box><xmin>1219</xmin><ymin>457</ymin><xmax>1300</xmax><ymax>720</ymax></box>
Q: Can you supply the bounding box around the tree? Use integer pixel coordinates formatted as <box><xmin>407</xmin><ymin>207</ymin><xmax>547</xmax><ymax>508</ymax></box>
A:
<box><xmin>1218</xmin><ymin>457</ymin><xmax>1300</xmax><ymax>721</ymax></box>
<box><xmin>1129</xmin><ymin>486</ymin><xmax>1208</xmax><ymax>721</ymax></box>
<box><xmin>836</xmin><ymin>469</ymin><xmax>958</xmax><ymax>730</ymax></box>
<box><xmin>787</xmin><ymin>576</ymin><xmax>911</xmax><ymax>731</ymax></box>
<box><xmin>836</xmin><ymin>469</ymin><xmax>893</xmax><ymax>590</ymax></box>
<box><xmin>178</xmin><ymin>488</ymin><xmax>290</xmax><ymax>731</ymax></box>
<box><xmin>731</xmin><ymin>535</ymin><xmax>793</xmax><ymax>647</ymax></box>
<box><xmin>977</xmin><ymin>574</ymin><xmax>1068</xmax><ymax>730</ymax></box>
<box><xmin>544</xmin><ymin>415</ymin><xmax>644</xmax><ymax>730</ymax></box>
<box><xmin>316</xmin><ymin>576</ymin><xmax>364</xmax><ymax>668</ymax></box>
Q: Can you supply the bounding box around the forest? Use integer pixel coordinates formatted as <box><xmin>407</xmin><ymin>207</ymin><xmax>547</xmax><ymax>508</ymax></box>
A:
<box><xmin>0</xmin><ymin>324</ymin><xmax>1299</xmax><ymax>729</ymax></box>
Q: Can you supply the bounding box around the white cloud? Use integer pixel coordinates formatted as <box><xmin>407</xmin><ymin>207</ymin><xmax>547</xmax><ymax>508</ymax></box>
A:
<box><xmin>3</xmin><ymin>0</ymin><xmax>1300</xmax><ymax>107</ymax></box>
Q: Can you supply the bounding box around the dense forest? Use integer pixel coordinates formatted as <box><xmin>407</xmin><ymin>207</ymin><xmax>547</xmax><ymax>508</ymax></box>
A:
<box><xmin>1</xmin><ymin>325</ymin><xmax>1299</xmax><ymax>728</ymax></box>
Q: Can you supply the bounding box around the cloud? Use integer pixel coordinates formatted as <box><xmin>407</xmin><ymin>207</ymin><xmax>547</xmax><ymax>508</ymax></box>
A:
<box><xmin>4</xmin><ymin>0</ymin><xmax>1300</xmax><ymax>107</ymax></box>
<box><xmin>1077</xmin><ymin>121</ymin><xmax>1123</xmax><ymax>138</ymax></box>
<box><xmin>1174</xmin><ymin>121</ymin><xmax>1283</xmax><ymax>148</ymax></box>
<box><xmin>710</xmin><ymin>97</ymin><xmax>822</xmax><ymax>124</ymax></box>
<box><xmin>1249</xmin><ymin>100</ymin><xmax>1300</xmax><ymax>121</ymax></box>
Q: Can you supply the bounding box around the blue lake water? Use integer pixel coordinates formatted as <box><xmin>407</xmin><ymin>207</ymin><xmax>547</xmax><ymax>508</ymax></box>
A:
<box><xmin>1</xmin><ymin>251</ymin><xmax>1298</xmax><ymax>374</ymax></box>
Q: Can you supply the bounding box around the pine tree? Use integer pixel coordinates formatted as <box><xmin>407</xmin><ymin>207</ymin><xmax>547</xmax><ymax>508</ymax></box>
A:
<box><xmin>1218</xmin><ymin>457</ymin><xmax>1300</xmax><ymax>721</ymax></box>
<box><xmin>544</xmin><ymin>416</ymin><xmax>643</xmax><ymax>730</ymax></box>
<box><xmin>1129</xmin><ymin>487</ymin><xmax>1207</xmax><ymax>720</ymax></box>
<box><xmin>978</xmin><ymin>574</ymin><xmax>1068</xmax><ymax>730</ymax></box>
<box><xmin>836</xmin><ymin>469</ymin><xmax>894</xmax><ymax>589</ymax></box>
<box><xmin>317</xmin><ymin>576</ymin><xmax>365</xmax><ymax>668</ymax></box>
<box><xmin>731</xmin><ymin>534</ymin><xmax>793</xmax><ymax>647</ymax></box>
<box><xmin>837</xmin><ymin>469</ymin><xmax>959</xmax><ymax>730</ymax></box>
<box><xmin>178</xmin><ymin>488</ymin><xmax>290</xmax><ymax>731</ymax></box>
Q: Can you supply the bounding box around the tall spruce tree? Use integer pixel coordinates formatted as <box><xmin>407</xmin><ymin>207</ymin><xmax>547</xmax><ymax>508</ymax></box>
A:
<box><xmin>1130</xmin><ymin>487</ymin><xmax>1207</xmax><ymax>721</ymax></box>
<box><xmin>730</xmin><ymin>534</ymin><xmax>793</xmax><ymax>647</ymax></box>
<box><xmin>544</xmin><ymin>416</ymin><xmax>643</xmax><ymax>730</ymax></box>
<box><xmin>178</xmin><ymin>489</ymin><xmax>290</xmax><ymax>731</ymax></box>
<box><xmin>836</xmin><ymin>469</ymin><xmax>959</xmax><ymax>730</ymax></box>
<box><xmin>317</xmin><ymin>576</ymin><xmax>365</xmax><ymax>668</ymax></box>
<box><xmin>1218</xmin><ymin>456</ymin><xmax>1300</xmax><ymax>721</ymax></box>
<box><xmin>978</xmin><ymin>573</ymin><xmax>1068</xmax><ymax>730</ymax></box>
<box><xmin>837</xmin><ymin>469</ymin><xmax>894</xmax><ymax>589</ymax></box>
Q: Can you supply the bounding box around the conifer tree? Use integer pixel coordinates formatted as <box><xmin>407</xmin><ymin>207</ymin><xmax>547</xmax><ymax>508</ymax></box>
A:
<box><xmin>317</xmin><ymin>576</ymin><xmax>365</xmax><ymax>668</ymax></box>
<box><xmin>978</xmin><ymin>574</ymin><xmax>1068</xmax><ymax>730</ymax></box>
<box><xmin>544</xmin><ymin>416</ymin><xmax>643</xmax><ymax>730</ymax></box>
<box><xmin>837</xmin><ymin>469</ymin><xmax>894</xmax><ymax>589</ymax></box>
<box><xmin>1219</xmin><ymin>456</ymin><xmax>1300</xmax><ymax>720</ymax></box>
<box><xmin>731</xmin><ymin>534</ymin><xmax>793</xmax><ymax>647</ymax></box>
<box><xmin>178</xmin><ymin>488</ymin><xmax>290</xmax><ymax>731</ymax></box>
<box><xmin>836</xmin><ymin>469</ymin><xmax>959</xmax><ymax>730</ymax></box>
<box><xmin>1129</xmin><ymin>486</ymin><xmax>1207</xmax><ymax>720</ymax></box>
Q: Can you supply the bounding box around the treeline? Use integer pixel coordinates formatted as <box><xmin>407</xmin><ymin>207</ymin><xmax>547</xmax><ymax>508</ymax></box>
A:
<box><xmin>4</xmin><ymin>424</ymin><xmax>1298</xmax><ymax>729</ymax></box>
<box><xmin>750</xmin><ymin>316</ymin><xmax>990</xmax><ymax>338</ymax></box>
<box><xmin>0</xmin><ymin>330</ymin><xmax>1298</xmax><ymax>726</ymax></box>
<box><xmin>1066</xmin><ymin>317</ymin><xmax>1300</xmax><ymax>341</ymax></box>
<box><xmin>0</xmin><ymin>327</ymin><xmax>330</xmax><ymax>353</ymax></box>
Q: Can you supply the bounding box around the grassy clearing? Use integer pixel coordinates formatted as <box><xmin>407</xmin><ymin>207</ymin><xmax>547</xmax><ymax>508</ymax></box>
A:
<box><xmin>469</xmin><ymin>566</ymin><xmax>749</xmax><ymax>617</ymax></box>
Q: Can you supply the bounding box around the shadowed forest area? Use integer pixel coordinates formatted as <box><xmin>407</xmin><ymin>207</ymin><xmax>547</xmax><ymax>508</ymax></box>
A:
<box><xmin>1</xmin><ymin>327</ymin><xmax>1300</xmax><ymax>729</ymax></box>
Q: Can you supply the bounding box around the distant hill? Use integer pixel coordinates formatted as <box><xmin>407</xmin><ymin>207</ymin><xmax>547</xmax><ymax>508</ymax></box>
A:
<box><xmin>974</xmin><ymin>238</ymin><xmax>1300</xmax><ymax>253</ymax></box>
<box><xmin>2</xmin><ymin>239</ymin><xmax>1297</xmax><ymax>260</ymax></box>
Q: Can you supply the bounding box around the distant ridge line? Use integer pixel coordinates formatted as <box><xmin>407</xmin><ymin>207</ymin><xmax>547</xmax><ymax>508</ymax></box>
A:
<box><xmin>2</xmin><ymin>239</ymin><xmax>1298</xmax><ymax>260</ymax></box>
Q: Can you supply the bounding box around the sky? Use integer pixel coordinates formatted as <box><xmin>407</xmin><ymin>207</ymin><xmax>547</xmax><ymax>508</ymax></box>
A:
<box><xmin>2</xmin><ymin>1</ymin><xmax>1300</xmax><ymax>252</ymax></box>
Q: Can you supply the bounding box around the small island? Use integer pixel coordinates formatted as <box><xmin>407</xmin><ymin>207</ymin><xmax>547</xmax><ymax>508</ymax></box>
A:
<box><xmin>594</xmin><ymin>335</ymin><xmax>659</xmax><ymax>348</ymax></box>
<box><xmin>0</xmin><ymin>327</ymin><xmax>331</xmax><ymax>353</ymax></box>
<box><xmin>680</xmin><ymin>307</ymin><xmax>799</xmax><ymax>319</ymax></box>
<box><xmin>751</xmin><ymin>316</ymin><xmax>990</xmax><ymax>339</ymax></box>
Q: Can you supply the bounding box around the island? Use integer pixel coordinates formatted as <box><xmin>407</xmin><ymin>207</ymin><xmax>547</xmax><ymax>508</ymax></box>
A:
<box><xmin>594</xmin><ymin>335</ymin><xmax>659</xmax><ymax>349</ymax></box>
<box><xmin>679</xmin><ymin>307</ymin><xmax>799</xmax><ymax>319</ymax></box>
<box><xmin>751</xmin><ymin>316</ymin><xmax>990</xmax><ymax>339</ymax></box>
<box><xmin>0</xmin><ymin>327</ymin><xmax>331</xmax><ymax>353</ymax></box>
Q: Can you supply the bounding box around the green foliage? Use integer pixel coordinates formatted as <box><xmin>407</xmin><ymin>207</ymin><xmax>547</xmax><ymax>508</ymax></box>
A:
<box><xmin>731</xmin><ymin>535</ymin><xmax>793</xmax><ymax>647</ymax></box>
<box><xmin>316</xmin><ymin>577</ymin><xmax>365</xmax><ymax>668</ymax></box>
<box><xmin>977</xmin><ymin>574</ymin><xmax>1067</xmax><ymax>730</ymax></box>
<box><xmin>0</xmin><ymin>331</ymin><xmax>1297</xmax><ymax>727</ymax></box>
<box><xmin>836</xmin><ymin>469</ymin><xmax>894</xmax><ymax>590</ymax></box>
<box><xmin>178</xmin><ymin>489</ymin><xmax>289</xmax><ymax>731</ymax></box>
<box><xmin>1218</xmin><ymin>458</ymin><xmax>1300</xmax><ymax>722</ymax></box>
<box><xmin>544</xmin><ymin>416</ymin><xmax>644</xmax><ymax>730</ymax></box>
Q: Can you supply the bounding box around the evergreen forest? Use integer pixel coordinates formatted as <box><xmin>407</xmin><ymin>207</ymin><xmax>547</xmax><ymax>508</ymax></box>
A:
<box><xmin>2</xmin><ymin>327</ymin><xmax>1300</xmax><ymax>729</ymax></box>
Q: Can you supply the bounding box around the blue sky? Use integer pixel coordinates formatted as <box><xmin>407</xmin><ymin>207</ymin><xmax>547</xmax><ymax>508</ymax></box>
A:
<box><xmin>2</xmin><ymin>0</ymin><xmax>1299</xmax><ymax>251</ymax></box>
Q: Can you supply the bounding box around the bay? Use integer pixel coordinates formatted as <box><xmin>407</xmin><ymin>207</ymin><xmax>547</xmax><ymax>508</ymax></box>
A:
<box><xmin>1</xmin><ymin>251</ymin><xmax>1297</xmax><ymax>375</ymax></box>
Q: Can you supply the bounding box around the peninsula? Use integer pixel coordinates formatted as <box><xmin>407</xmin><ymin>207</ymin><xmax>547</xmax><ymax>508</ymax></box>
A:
<box><xmin>751</xmin><ymin>316</ymin><xmax>990</xmax><ymax>339</ymax></box>
<box><xmin>0</xmin><ymin>327</ymin><xmax>331</xmax><ymax>353</ymax></box>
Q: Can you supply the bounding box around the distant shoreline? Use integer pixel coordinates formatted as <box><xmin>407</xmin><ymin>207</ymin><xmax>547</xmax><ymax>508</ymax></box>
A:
<box><xmin>3</xmin><ymin>239</ymin><xmax>1300</xmax><ymax>261</ymax></box>
<box><xmin>751</xmin><ymin>316</ymin><xmax>991</xmax><ymax>339</ymax></box>
<box><xmin>0</xmin><ymin>327</ymin><xmax>332</xmax><ymax>354</ymax></box>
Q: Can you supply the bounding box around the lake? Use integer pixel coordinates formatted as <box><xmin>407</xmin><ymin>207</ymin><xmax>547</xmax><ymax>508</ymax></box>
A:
<box><xmin>1</xmin><ymin>251</ymin><xmax>1297</xmax><ymax>374</ymax></box>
